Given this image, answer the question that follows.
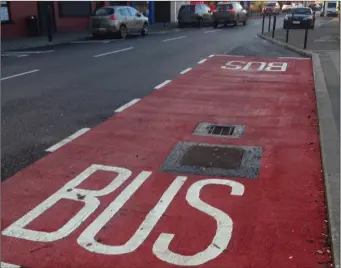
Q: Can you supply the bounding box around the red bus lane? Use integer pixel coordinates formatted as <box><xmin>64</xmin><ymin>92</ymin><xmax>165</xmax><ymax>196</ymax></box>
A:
<box><xmin>1</xmin><ymin>56</ymin><xmax>330</xmax><ymax>268</ymax></box>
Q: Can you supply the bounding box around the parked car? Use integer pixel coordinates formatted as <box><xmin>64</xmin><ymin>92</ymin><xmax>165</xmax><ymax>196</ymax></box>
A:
<box><xmin>212</xmin><ymin>2</ymin><xmax>248</xmax><ymax>28</ymax></box>
<box><xmin>262</xmin><ymin>2</ymin><xmax>281</xmax><ymax>15</ymax></box>
<box><xmin>309</xmin><ymin>3</ymin><xmax>322</xmax><ymax>11</ymax></box>
<box><xmin>282</xmin><ymin>2</ymin><xmax>295</xmax><ymax>13</ymax></box>
<box><xmin>321</xmin><ymin>1</ymin><xmax>339</xmax><ymax>17</ymax></box>
<box><xmin>283</xmin><ymin>7</ymin><xmax>315</xmax><ymax>29</ymax></box>
<box><xmin>177</xmin><ymin>4</ymin><xmax>212</xmax><ymax>27</ymax></box>
<box><xmin>90</xmin><ymin>6</ymin><xmax>149</xmax><ymax>39</ymax></box>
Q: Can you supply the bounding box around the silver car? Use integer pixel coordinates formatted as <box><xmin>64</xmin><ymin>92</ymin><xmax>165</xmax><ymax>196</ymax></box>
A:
<box><xmin>90</xmin><ymin>6</ymin><xmax>149</xmax><ymax>39</ymax></box>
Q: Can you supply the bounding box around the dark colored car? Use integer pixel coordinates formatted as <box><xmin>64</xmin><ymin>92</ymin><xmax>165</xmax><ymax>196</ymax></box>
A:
<box><xmin>262</xmin><ymin>2</ymin><xmax>281</xmax><ymax>15</ymax></box>
<box><xmin>212</xmin><ymin>2</ymin><xmax>248</xmax><ymax>28</ymax></box>
<box><xmin>178</xmin><ymin>4</ymin><xmax>212</xmax><ymax>27</ymax></box>
<box><xmin>283</xmin><ymin>7</ymin><xmax>315</xmax><ymax>29</ymax></box>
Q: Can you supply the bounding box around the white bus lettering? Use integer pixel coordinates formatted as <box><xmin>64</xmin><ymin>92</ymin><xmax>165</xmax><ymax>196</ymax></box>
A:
<box><xmin>242</xmin><ymin>61</ymin><xmax>266</xmax><ymax>71</ymax></box>
<box><xmin>221</xmin><ymin>61</ymin><xmax>245</xmax><ymax>70</ymax></box>
<box><xmin>265</xmin><ymin>62</ymin><xmax>288</xmax><ymax>72</ymax></box>
<box><xmin>152</xmin><ymin>179</ymin><xmax>244</xmax><ymax>266</ymax></box>
<box><xmin>78</xmin><ymin>176</ymin><xmax>186</xmax><ymax>255</ymax></box>
<box><xmin>2</xmin><ymin>165</ymin><xmax>132</xmax><ymax>242</ymax></box>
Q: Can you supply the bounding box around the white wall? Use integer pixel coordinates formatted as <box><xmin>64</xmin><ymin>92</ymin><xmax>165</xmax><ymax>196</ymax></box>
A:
<box><xmin>170</xmin><ymin>1</ymin><xmax>190</xmax><ymax>23</ymax></box>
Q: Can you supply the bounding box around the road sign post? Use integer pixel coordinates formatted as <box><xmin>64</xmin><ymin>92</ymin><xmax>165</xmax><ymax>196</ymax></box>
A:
<box><xmin>272</xmin><ymin>15</ymin><xmax>277</xmax><ymax>38</ymax></box>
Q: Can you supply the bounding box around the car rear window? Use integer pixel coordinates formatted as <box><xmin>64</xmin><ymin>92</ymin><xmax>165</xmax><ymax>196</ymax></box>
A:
<box><xmin>327</xmin><ymin>3</ymin><xmax>337</xmax><ymax>8</ymax></box>
<box><xmin>179</xmin><ymin>5</ymin><xmax>195</xmax><ymax>13</ymax></box>
<box><xmin>265</xmin><ymin>3</ymin><xmax>277</xmax><ymax>7</ymax></box>
<box><xmin>216</xmin><ymin>4</ymin><xmax>233</xmax><ymax>11</ymax></box>
<box><xmin>292</xmin><ymin>8</ymin><xmax>312</xmax><ymax>15</ymax></box>
<box><xmin>94</xmin><ymin>7</ymin><xmax>114</xmax><ymax>16</ymax></box>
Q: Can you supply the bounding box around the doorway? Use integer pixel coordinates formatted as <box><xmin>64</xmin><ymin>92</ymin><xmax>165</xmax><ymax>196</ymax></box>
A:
<box><xmin>37</xmin><ymin>1</ymin><xmax>56</xmax><ymax>35</ymax></box>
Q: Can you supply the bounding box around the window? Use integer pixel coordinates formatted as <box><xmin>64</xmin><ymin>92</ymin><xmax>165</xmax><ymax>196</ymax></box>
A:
<box><xmin>292</xmin><ymin>8</ymin><xmax>311</xmax><ymax>15</ymax></box>
<box><xmin>1</xmin><ymin>1</ymin><xmax>11</xmax><ymax>23</ymax></box>
<box><xmin>327</xmin><ymin>3</ymin><xmax>337</xmax><ymax>8</ymax></box>
<box><xmin>95</xmin><ymin>8</ymin><xmax>114</xmax><ymax>16</ymax></box>
<box><xmin>119</xmin><ymin>7</ymin><xmax>129</xmax><ymax>17</ymax></box>
<box><xmin>265</xmin><ymin>3</ymin><xmax>277</xmax><ymax>7</ymax></box>
<box><xmin>59</xmin><ymin>1</ymin><xmax>91</xmax><ymax>18</ymax></box>
<box><xmin>127</xmin><ymin>7</ymin><xmax>137</xmax><ymax>16</ymax></box>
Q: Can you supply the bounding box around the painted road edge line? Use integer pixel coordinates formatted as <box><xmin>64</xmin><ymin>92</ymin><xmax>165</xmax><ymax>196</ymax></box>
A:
<box><xmin>45</xmin><ymin>128</ymin><xmax>90</xmax><ymax>153</ymax></box>
<box><xmin>180</xmin><ymin>68</ymin><xmax>192</xmax><ymax>75</ymax></box>
<box><xmin>93</xmin><ymin>47</ymin><xmax>134</xmax><ymax>58</ymax></box>
<box><xmin>312</xmin><ymin>53</ymin><xmax>340</xmax><ymax>268</ymax></box>
<box><xmin>115</xmin><ymin>98</ymin><xmax>140</xmax><ymax>113</ymax></box>
<box><xmin>154</xmin><ymin>80</ymin><xmax>172</xmax><ymax>90</ymax></box>
<box><xmin>162</xmin><ymin>36</ymin><xmax>186</xmax><ymax>42</ymax></box>
<box><xmin>198</xmin><ymin>59</ymin><xmax>207</xmax><ymax>64</ymax></box>
<box><xmin>3</xmin><ymin>50</ymin><xmax>54</xmax><ymax>54</ymax></box>
<box><xmin>1</xmin><ymin>69</ymin><xmax>39</xmax><ymax>81</ymax></box>
<box><xmin>204</xmin><ymin>29</ymin><xmax>220</xmax><ymax>33</ymax></box>
<box><xmin>1</xmin><ymin>262</ymin><xmax>21</xmax><ymax>268</ymax></box>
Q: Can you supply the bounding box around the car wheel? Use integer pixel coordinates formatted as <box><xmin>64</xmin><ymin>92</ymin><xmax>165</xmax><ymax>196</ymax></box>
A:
<box><xmin>213</xmin><ymin>21</ymin><xmax>218</xmax><ymax>28</ymax></box>
<box><xmin>311</xmin><ymin>24</ymin><xmax>315</xmax><ymax>29</ymax></box>
<box><xmin>141</xmin><ymin>23</ymin><xmax>148</xmax><ymax>36</ymax></box>
<box><xmin>92</xmin><ymin>33</ymin><xmax>100</xmax><ymax>40</ymax></box>
<box><xmin>283</xmin><ymin>24</ymin><xmax>287</xmax><ymax>29</ymax></box>
<box><xmin>243</xmin><ymin>18</ymin><xmax>247</xmax><ymax>26</ymax></box>
<box><xmin>119</xmin><ymin>25</ymin><xmax>127</xmax><ymax>39</ymax></box>
<box><xmin>178</xmin><ymin>22</ymin><xmax>185</xmax><ymax>28</ymax></box>
<box><xmin>233</xmin><ymin>20</ymin><xmax>238</xmax><ymax>27</ymax></box>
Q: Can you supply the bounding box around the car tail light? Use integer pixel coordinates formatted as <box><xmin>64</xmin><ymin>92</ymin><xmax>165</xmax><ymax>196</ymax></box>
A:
<box><xmin>229</xmin><ymin>8</ymin><xmax>235</xmax><ymax>12</ymax></box>
<box><xmin>110</xmin><ymin>14</ymin><xmax>116</xmax><ymax>20</ymax></box>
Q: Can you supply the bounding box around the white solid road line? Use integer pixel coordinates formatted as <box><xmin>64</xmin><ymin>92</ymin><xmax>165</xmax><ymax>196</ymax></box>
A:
<box><xmin>154</xmin><ymin>80</ymin><xmax>172</xmax><ymax>89</ymax></box>
<box><xmin>204</xmin><ymin>29</ymin><xmax>221</xmax><ymax>33</ymax></box>
<box><xmin>1</xmin><ymin>69</ymin><xmax>39</xmax><ymax>81</ymax></box>
<box><xmin>45</xmin><ymin>128</ymin><xmax>90</xmax><ymax>152</ymax></box>
<box><xmin>93</xmin><ymin>47</ymin><xmax>134</xmax><ymax>58</ymax></box>
<box><xmin>115</xmin><ymin>98</ymin><xmax>140</xmax><ymax>113</ymax></box>
<box><xmin>180</xmin><ymin>68</ymin><xmax>192</xmax><ymax>75</ymax></box>
<box><xmin>162</xmin><ymin>36</ymin><xmax>186</xmax><ymax>42</ymax></box>
<box><xmin>1</xmin><ymin>262</ymin><xmax>21</xmax><ymax>268</ymax></box>
<box><xmin>278</xmin><ymin>57</ymin><xmax>310</xmax><ymax>59</ymax></box>
<box><xmin>198</xmin><ymin>59</ymin><xmax>207</xmax><ymax>64</ymax></box>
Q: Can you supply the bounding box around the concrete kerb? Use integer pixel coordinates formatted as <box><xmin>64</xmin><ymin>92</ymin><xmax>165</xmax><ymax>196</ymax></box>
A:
<box><xmin>258</xmin><ymin>33</ymin><xmax>340</xmax><ymax>268</ymax></box>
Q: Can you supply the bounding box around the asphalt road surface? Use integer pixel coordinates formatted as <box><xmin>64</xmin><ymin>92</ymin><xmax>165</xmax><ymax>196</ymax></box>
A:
<box><xmin>1</xmin><ymin>17</ymin><xmax>302</xmax><ymax>181</ymax></box>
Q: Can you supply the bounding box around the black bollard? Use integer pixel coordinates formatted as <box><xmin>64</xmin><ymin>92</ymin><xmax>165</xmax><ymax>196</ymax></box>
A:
<box><xmin>268</xmin><ymin>14</ymin><xmax>272</xmax><ymax>32</ymax></box>
<box><xmin>286</xmin><ymin>27</ymin><xmax>289</xmax><ymax>43</ymax></box>
<box><xmin>261</xmin><ymin>13</ymin><xmax>265</xmax><ymax>34</ymax></box>
<box><xmin>272</xmin><ymin>15</ymin><xmax>277</xmax><ymax>38</ymax></box>
<box><xmin>304</xmin><ymin>28</ymin><xmax>309</xmax><ymax>49</ymax></box>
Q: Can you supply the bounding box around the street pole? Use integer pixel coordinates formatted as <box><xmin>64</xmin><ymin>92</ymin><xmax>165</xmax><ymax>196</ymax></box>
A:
<box><xmin>272</xmin><ymin>15</ymin><xmax>276</xmax><ymax>38</ymax></box>
<box><xmin>286</xmin><ymin>27</ymin><xmax>289</xmax><ymax>43</ymax></box>
<box><xmin>261</xmin><ymin>13</ymin><xmax>265</xmax><ymax>34</ymax></box>
<box><xmin>323</xmin><ymin>1</ymin><xmax>327</xmax><ymax>17</ymax></box>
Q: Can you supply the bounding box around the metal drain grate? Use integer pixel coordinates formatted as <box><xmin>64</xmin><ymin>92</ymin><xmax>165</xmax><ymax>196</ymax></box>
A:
<box><xmin>193</xmin><ymin>123</ymin><xmax>245</xmax><ymax>138</ymax></box>
<box><xmin>208</xmin><ymin>125</ymin><xmax>235</xmax><ymax>136</ymax></box>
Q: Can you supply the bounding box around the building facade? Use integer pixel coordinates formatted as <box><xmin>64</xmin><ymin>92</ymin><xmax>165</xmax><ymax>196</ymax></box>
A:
<box><xmin>0</xmin><ymin>1</ymin><xmax>192</xmax><ymax>40</ymax></box>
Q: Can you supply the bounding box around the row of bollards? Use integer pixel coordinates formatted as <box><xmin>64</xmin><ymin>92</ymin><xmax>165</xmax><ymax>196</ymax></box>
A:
<box><xmin>261</xmin><ymin>12</ymin><xmax>315</xmax><ymax>49</ymax></box>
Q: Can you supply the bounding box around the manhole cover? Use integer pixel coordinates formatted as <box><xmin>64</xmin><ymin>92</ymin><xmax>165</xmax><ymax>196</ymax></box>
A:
<box><xmin>180</xmin><ymin>145</ymin><xmax>244</xmax><ymax>169</ymax></box>
<box><xmin>160</xmin><ymin>142</ymin><xmax>262</xmax><ymax>179</ymax></box>
<box><xmin>193</xmin><ymin>123</ymin><xmax>245</xmax><ymax>138</ymax></box>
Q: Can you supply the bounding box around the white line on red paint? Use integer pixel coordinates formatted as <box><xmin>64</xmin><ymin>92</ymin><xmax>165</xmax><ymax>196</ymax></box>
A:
<box><xmin>208</xmin><ymin>54</ymin><xmax>215</xmax><ymax>58</ymax></box>
<box><xmin>93</xmin><ymin>47</ymin><xmax>134</xmax><ymax>58</ymax></box>
<box><xmin>1</xmin><ymin>262</ymin><xmax>21</xmax><ymax>268</ymax></box>
<box><xmin>115</xmin><ymin>99</ymin><xmax>140</xmax><ymax>113</ymax></box>
<box><xmin>198</xmin><ymin>59</ymin><xmax>207</xmax><ymax>64</ymax></box>
<box><xmin>278</xmin><ymin>57</ymin><xmax>310</xmax><ymax>59</ymax></box>
<box><xmin>162</xmin><ymin>36</ymin><xmax>186</xmax><ymax>42</ymax></box>
<box><xmin>180</xmin><ymin>68</ymin><xmax>192</xmax><ymax>74</ymax></box>
<box><xmin>154</xmin><ymin>80</ymin><xmax>172</xmax><ymax>89</ymax></box>
<box><xmin>214</xmin><ymin>55</ymin><xmax>245</xmax><ymax>57</ymax></box>
<box><xmin>204</xmin><ymin>29</ymin><xmax>221</xmax><ymax>33</ymax></box>
<box><xmin>45</xmin><ymin>128</ymin><xmax>90</xmax><ymax>152</ymax></box>
<box><xmin>1</xmin><ymin>69</ymin><xmax>39</xmax><ymax>81</ymax></box>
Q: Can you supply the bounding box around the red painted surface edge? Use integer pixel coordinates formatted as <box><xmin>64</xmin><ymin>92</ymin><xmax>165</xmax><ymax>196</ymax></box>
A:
<box><xmin>1</xmin><ymin>56</ymin><xmax>331</xmax><ymax>268</ymax></box>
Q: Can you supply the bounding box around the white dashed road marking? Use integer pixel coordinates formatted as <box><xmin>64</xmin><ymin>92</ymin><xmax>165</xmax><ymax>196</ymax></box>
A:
<box><xmin>198</xmin><ymin>59</ymin><xmax>207</xmax><ymax>64</ymax></box>
<box><xmin>180</xmin><ymin>68</ymin><xmax>192</xmax><ymax>74</ymax></box>
<box><xmin>93</xmin><ymin>47</ymin><xmax>134</xmax><ymax>58</ymax></box>
<box><xmin>204</xmin><ymin>29</ymin><xmax>221</xmax><ymax>33</ymax></box>
<box><xmin>115</xmin><ymin>99</ymin><xmax>140</xmax><ymax>113</ymax></box>
<box><xmin>1</xmin><ymin>69</ymin><xmax>40</xmax><ymax>81</ymax></box>
<box><xmin>45</xmin><ymin>128</ymin><xmax>90</xmax><ymax>152</ymax></box>
<box><xmin>154</xmin><ymin>80</ymin><xmax>172</xmax><ymax>89</ymax></box>
<box><xmin>162</xmin><ymin>36</ymin><xmax>186</xmax><ymax>42</ymax></box>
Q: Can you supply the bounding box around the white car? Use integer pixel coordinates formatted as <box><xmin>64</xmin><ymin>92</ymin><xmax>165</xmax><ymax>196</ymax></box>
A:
<box><xmin>282</xmin><ymin>3</ymin><xmax>295</xmax><ymax>12</ymax></box>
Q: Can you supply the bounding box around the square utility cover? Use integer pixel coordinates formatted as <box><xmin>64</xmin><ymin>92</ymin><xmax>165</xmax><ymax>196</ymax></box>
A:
<box><xmin>160</xmin><ymin>142</ymin><xmax>262</xmax><ymax>179</ymax></box>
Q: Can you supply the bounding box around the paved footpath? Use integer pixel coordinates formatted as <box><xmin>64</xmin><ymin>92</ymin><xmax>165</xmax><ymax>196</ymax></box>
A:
<box><xmin>1</xmin><ymin>55</ymin><xmax>331</xmax><ymax>268</ymax></box>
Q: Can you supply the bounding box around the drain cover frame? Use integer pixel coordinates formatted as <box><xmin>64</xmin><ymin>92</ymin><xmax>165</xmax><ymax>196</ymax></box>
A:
<box><xmin>160</xmin><ymin>142</ymin><xmax>262</xmax><ymax>179</ymax></box>
<box><xmin>193</xmin><ymin>123</ymin><xmax>245</xmax><ymax>138</ymax></box>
